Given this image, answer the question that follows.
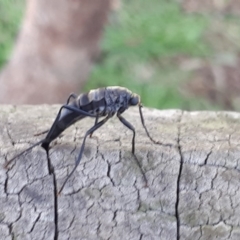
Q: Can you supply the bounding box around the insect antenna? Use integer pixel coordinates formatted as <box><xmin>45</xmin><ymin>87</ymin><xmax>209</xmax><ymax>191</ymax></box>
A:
<box><xmin>4</xmin><ymin>139</ymin><xmax>45</xmax><ymax>168</ymax></box>
<box><xmin>138</xmin><ymin>104</ymin><xmax>172</xmax><ymax>147</ymax></box>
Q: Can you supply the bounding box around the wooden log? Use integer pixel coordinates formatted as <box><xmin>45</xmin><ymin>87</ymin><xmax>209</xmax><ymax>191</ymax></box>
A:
<box><xmin>1</xmin><ymin>105</ymin><xmax>240</xmax><ymax>240</ymax></box>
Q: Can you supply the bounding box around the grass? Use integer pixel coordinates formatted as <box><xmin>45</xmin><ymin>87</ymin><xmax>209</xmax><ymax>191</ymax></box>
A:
<box><xmin>0</xmin><ymin>0</ymin><xmax>231</xmax><ymax>110</ymax></box>
<box><xmin>0</xmin><ymin>0</ymin><xmax>25</xmax><ymax>66</ymax></box>
<box><xmin>85</xmin><ymin>0</ymin><xmax>217</xmax><ymax>110</ymax></box>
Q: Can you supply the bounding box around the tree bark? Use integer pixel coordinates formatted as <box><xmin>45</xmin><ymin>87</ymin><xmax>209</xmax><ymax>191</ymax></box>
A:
<box><xmin>1</xmin><ymin>106</ymin><xmax>240</xmax><ymax>239</ymax></box>
<box><xmin>0</xmin><ymin>0</ymin><xmax>111</xmax><ymax>104</ymax></box>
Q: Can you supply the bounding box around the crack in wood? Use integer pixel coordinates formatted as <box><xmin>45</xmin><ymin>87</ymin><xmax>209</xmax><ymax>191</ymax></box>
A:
<box><xmin>3</xmin><ymin>106</ymin><xmax>240</xmax><ymax>239</ymax></box>
<box><xmin>176</xmin><ymin>112</ymin><xmax>184</xmax><ymax>240</ymax></box>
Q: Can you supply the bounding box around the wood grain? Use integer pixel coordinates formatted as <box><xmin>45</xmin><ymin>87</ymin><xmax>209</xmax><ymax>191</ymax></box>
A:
<box><xmin>1</xmin><ymin>105</ymin><xmax>240</xmax><ymax>239</ymax></box>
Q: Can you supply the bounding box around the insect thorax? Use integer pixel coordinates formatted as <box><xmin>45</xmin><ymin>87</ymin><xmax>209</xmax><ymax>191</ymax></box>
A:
<box><xmin>77</xmin><ymin>87</ymin><xmax>133</xmax><ymax>116</ymax></box>
<box><xmin>104</xmin><ymin>87</ymin><xmax>132</xmax><ymax>114</ymax></box>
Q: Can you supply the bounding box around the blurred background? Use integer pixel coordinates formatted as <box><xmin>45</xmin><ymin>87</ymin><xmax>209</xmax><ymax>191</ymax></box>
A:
<box><xmin>1</xmin><ymin>0</ymin><xmax>240</xmax><ymax>110</ymax></box>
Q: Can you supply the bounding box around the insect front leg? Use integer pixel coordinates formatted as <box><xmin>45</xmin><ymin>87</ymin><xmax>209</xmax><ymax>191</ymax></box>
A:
<box><xmin>117</xmin><ymin>113</ymin><xmax>148</xmax><ymax>186</ymax></box>
<box><xmin>58</xmin><ymin>115</ymin><xmax>110</xmax><ymax>194</ymax></box>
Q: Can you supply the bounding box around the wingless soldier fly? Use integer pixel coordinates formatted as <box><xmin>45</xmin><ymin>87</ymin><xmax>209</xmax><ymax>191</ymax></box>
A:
<box><xmin>5</xmin><ymin>86</ymin><xmax>171</xmax><ymax>193</ymax></box>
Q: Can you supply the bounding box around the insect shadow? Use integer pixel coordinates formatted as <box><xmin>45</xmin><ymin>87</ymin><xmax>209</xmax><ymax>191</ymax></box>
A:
<box><xmin>5</xmin><ymin>86</ymin><xmax>172</xmax><ymax>194</ymax></box>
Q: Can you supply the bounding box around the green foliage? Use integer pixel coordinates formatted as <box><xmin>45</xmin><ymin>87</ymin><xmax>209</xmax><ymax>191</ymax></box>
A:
<box><xmin>85</xmin><ymin>0</ymin><xmax>215</xmax><ymax>110</ymax></box>
<box><xmin>104</xmin><ymin>0</ymin><xmax>209</xmax><ymax>59</ymax></box>
<box><xmin>0</xmin><ymin>0</ymin><xmax>220</xmax><ymax>110</ymax></box>
<box><xmin>0</xmin><ymin>0</ymin><xmax>25</xmax><ymax>66</ymax></box>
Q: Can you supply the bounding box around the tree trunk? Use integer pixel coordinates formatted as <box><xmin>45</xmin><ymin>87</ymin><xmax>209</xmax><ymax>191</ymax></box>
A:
<box><xmin>1</xmin><ymin>105</ymin><xmax>240</xmax><ymax>239</ymax></box>
<box><xmin>0</xmin><ymin>0</ymin><xmax>111</xmax><ymax>104</ymax></box>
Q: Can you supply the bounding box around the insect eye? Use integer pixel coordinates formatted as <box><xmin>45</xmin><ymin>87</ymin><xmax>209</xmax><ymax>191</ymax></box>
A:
<box><xmin>129</xmin><ymin>95</ymin><xmax>139</xmax><ymax>106</ymax></box>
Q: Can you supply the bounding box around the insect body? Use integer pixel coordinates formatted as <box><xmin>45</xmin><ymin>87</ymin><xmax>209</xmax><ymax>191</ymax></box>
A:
<box><xmin>6</xmin><ymin>86</ymin><xmax>171</xmax><ymax>193</ymax></box>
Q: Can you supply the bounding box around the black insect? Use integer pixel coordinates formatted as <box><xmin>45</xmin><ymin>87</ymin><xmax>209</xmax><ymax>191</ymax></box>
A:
<box><xmin>5</xmin><ymin>86</ymin><xmax>171</xmax><ymax>193</ymax></box>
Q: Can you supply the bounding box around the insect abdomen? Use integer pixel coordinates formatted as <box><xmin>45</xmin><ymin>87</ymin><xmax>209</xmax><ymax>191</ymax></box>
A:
<box><xmin>42</xmin><ymin>101</ymin><xmax>86</xmax><ymax>150</ymax></box>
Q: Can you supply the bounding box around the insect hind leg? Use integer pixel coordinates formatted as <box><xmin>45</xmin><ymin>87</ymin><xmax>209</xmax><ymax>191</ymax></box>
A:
<box><xmin>66</xmin><ymin>93</ymin><xmax>78</xmax><ymax>104</ymax></box>
<box><xmin>41</xmin><ymin>104</ymin><xmax>98</xmax><ymax>147</ymax></box>
<box><xmin>46</xmin><ymin>97</ymin><xmax>99</xmax><ymax>140</ymax></box>
<box><xmin>39</xmin><ymin>104</ymin><xmax>99</xmax><ymax>172</ymax></box>
<box><xmin>34</xmin><ymin>93</ymin><xmax>78</xmax><ymax>137</ymax></box>
<box><xmin>58</xmin><ymin>115</ymin><xmax>110</xmax><ymax>194</ymax></box>
<box><xmin>4</xmin><ymin>139</ymin><xmax>45</xmax><ymax>168</ymax></box>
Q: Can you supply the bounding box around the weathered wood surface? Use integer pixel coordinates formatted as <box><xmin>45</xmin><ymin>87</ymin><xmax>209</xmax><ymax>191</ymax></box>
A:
<box><xmin>1</xmin><ymin>105</ymin><xmax>240</xmax><ymax>240</ymax></box>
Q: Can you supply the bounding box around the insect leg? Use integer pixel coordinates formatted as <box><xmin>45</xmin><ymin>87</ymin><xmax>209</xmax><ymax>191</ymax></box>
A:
<box><xmin>58</xmin><ymin>116</ymin><xmax>110</xmax><ymax>194</ymax></box>
<box><xmin>57</xmin><ymin>104</ymin><xmax>98</xmax><ymax>119</ymax></box>
<box><xmin>34</xmin><ymin>94</ymin><xmax>78</xmax><ymax>137</ymax></box>
<box><xmin>41</xmin><ymin>104</ymin><xmax>99</xmax><ymax>158</ymax></box>
<box><xmin>43</xmin><ymin>104</ymin><xmax>98</xmax><ymax>145</ymax></box>
<box><xmin>89</xmin><ymin>115</ymin><xmax>99</xmax><ymax>138</ymax></box>
<box><xmin>117</xmin><ymin>114</ymin><xmax>136</xmax><ymax>154</ymax></box>
<box><xmin>66</xmin><ymin>93</ymin><xmax>78</xmax><ymax>104</ymax></box>
<box><xmin>6</xmin><ymin>105</ymin><xmax>98</xmax><ymax>169</ymax></box>
<box><xmin>117</xmin><ymin>113</ymin><xmax>148</xmax><ymax>186</ymax></box>
<box><xmin>42</xmin><ymin>104</ymin><xmax>98</xmax><ymax>146</ymax></box>
<box><xmin>138</xmin><ymin>104</ymin><xmax>172</xmax><ymax>147</ymax></box>
<box><xmin>4</xmin><ymin>139</ymin><xmax>45</xmax><ymax>168</ymax></box>
<box><xmin>42</xmin><ymin>103</ymin><xmax>99</xmax><ymax>150</ymax></box>
<box><xmin>34</xmin><ymin>129</ymin><xmax>49</xmax><ymax>136</ymax></box>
